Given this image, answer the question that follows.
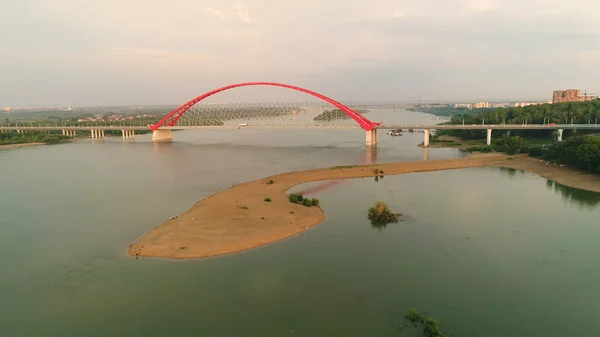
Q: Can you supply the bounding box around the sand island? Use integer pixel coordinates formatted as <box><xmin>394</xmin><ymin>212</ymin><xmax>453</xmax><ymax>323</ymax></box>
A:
<box><xmin>128</xmin><ymin>153</ymin><xmax>600</xmax><ymax>259</ymax></box>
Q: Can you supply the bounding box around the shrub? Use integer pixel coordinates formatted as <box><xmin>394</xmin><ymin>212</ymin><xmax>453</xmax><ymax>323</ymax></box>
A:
<box><xmin>290</xmin><ymin>211</ymin><xmax>294</xmax><ymax>214</ymax></box>
<box><xmin>264</xmin><ymin>197</ymin><xmax>272</xmax><ymax>202</ymax></box>
<box><xmin>493</xmin><ymin>134</ymin><xmax>528</xmax><ymax>154</ymax></box>
<box><xmin>528</xmin><ymin>145</ymin><xmax>545</xmax><ymax>157</ymax></box>
<box><xmin>466</xmin><ymin>145</ymin><xmax>493</xmax><ymax>153</ymax></box>
<box><xmin>405</xmin><ymin>308</ymin><xmax>450</xmax><ymax>337</ymax></box>
<box><xmin>267</xmin><ymin>179</ymin><xmax>274</xmax><ymax>184</ymax></box>
<box><xmin>289</xmin><ymin>193</ymin><xmax>319</xmax><ymax>207</ymax></box>
<box><xmin>373</xmin><ymin>168</ymin><xmax>380</xmax><ymax>174</ymax></box>
<box><xmin>368</xmin><ymin>201</ymin><xmax>400</xmax><ymax>224</ymax></box>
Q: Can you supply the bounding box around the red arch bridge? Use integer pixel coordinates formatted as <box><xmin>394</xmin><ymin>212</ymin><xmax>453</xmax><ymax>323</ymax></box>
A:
<box><xmin>1</xmin><ymin>82</ymin><xmax>597</xmax><ymax>147</ymax></box>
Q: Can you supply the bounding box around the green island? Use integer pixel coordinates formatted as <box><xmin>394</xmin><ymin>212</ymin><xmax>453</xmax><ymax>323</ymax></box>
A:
<box><xmin>429</xmin><ymin>100</ymin><xmax>600</xmax><ymax>175</ymax></box>
<box><xmin>313</xmin><ymin>108</ymin><xmax>369</xmax><ymax>121</ymax></box>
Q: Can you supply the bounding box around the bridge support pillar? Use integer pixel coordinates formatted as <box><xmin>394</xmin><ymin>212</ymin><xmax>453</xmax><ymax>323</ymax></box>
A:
<box><xmin>486</xmin><ymin>129</ymin><xmax>492</xmax><ymax>146</ymax></box>
<box><xmin>424</xmin><ymin>147</ymin><xmax>430</xmax><ymax>160</ymax></box>
<box><xmin>92</xmin><ymin>130</ymin><xmax>104</xmax><ymax>139</ymax></box>
<box><xmin>557</xmin><ymin>129</ymin><xmax>563</xmax><ymax>142</ymax></box>
<box><xmin>365</xmin><ymin>129</ymin><xmax>378</xmax><ymax>147</ymax></box>
<box><xmin>121</xmin><ymin>130</ymin><xmax>134</xmax><ymax>139</ymax></box>
<box><xmin>423</xmin><ymin>129</ymin><xmax>430</xmax><ymax>147</ymax></box>
<box><xmin>152</xmin><ymin>129</ymin><xmax>173</xmax><ymax>142</ymax></box>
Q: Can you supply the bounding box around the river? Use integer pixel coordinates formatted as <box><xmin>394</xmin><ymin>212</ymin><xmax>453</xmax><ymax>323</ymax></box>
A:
<box><xmin>1</xmin><ymin>110</ymin><xmax>599</xmax><ymax>336</ymax></box>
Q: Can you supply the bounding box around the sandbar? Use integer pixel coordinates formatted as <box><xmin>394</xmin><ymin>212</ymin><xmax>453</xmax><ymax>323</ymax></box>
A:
<box><xmin>128</xmin><ymin>153</ymin><xmax>600</xmax><ymax>259</ymax></box>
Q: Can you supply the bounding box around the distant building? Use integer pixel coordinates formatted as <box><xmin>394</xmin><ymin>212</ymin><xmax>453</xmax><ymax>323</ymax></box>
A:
<box><xmin>491</xmin><ymin>103</ymin><xmax>510</xmax><ymax>108</ymax></box>
<box><xmin>472</xmin><ymin>102</ymin><xmax>490</xmax><ymax>109</ymax></box>
<box><xmin>514</xmin><ymin>102</ymin><xmax>551</xmax><ymax>108</ymax></box>
<box><xmin>552</xmin><ymin>89</ymin><xmax>598</xmax><ymax>103</ymax></box>
<box><xmin>454</xmin><ymin>103</ymin><xmax>472</xmax><ymax>109</ymax></box>
<box><xmin>2</xmin><ymin>107</ymin><xmax>10</xmax><ymax>112</ymax></box>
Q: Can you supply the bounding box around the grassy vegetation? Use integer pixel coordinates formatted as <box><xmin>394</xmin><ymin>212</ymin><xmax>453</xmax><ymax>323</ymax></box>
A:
<box><xmin>429</xmin><ymin>138</ymin><xmax>462</xmax><ymax>146</ymax></box>
<box><xmin>264</xmin><ymin>197</ymin><xmax>272</xmax><ymax>202</ymax></box>
<box><xmin>237</xmin><ymin>205</ymin><xmax>249</xmax><ymax>210</ymax></box>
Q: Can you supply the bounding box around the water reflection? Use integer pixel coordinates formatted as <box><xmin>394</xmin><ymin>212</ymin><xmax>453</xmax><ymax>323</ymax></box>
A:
<box><xmin>497</xmin><ymin>167</ymin><xmax>525</xmax><ymax>178</ymax></box>
<box><xmin>498</xmin><ymin>167</ymin><xmax>600</xmax><ymax>209</ymax></box>
<box><xmin>363</xmin><ymin>146</ymin><xmax>377</xmax><ymax>165</ymax></box>
<box><xmin>297</xmin><ymin>179</ymin><xmax>346</xmax><ymax>195</ymax></box>
<box><xmin>370</xmin><ymin>219</ymin><xmax>389</xmax><ymax>231</ymax></box>
<box><xmin>546</xmin><ymin>180</ymin><xmax>600</xmax><ymax>209</ymax></box>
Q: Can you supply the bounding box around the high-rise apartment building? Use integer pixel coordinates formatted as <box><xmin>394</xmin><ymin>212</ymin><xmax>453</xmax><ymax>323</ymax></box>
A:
<box><xmin>553</xmin><ymin>89</ymin><xmax>598</xmax><ymax>103</ymax></box>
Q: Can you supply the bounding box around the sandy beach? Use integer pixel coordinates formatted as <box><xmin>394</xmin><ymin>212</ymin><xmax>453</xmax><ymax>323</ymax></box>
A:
<box><xmin>128</xmin><ymin>153</ymin><xmax>600</xmax><ymax>260</ymax></box>
<box><xmin>0</xmin><ymin>142</ymin><xmax>45</xmax><ymax>150</ymax></box>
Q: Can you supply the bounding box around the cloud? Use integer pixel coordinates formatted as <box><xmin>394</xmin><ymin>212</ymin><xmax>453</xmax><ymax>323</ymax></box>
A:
<box><xmin>233</xmin><ymin>2</ymin><xmax>251</xmax><ymax>22</ymax></box>
<box><xmin>1</xmin><ymin>0</ymin><xmax>600</xmax><ymax>106</ymax></box>
<box><xmin>202</xmin><ymin>7</ymin><xmax>227</xmax><ymax>20</ymax></box>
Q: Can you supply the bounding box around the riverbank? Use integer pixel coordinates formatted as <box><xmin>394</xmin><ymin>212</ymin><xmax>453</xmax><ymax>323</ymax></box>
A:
<box><xmin>0</xmin><ymin>142</ymin><xmax>45</xmax><ymax>150</ymax></box>
<box><xmin>491</xmin><ymin>155</ymin><xmax>600</xmax><ymax>193</ymax></box>
<box><xmin>129</xmin><ymin>153</ymin><xmax>600</xmax><ymax>260</ymax></box>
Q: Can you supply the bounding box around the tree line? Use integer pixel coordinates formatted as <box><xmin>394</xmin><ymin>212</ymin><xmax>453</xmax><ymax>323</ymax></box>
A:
<box><xmin>531</xmin><ymin>135</ymin><xmax>600</xmax><ymax>174</ymax></box>
<box><xmin>431</xmin><ymin>100</ymin><xmax>600</xmax><ymax>175</ymax></box>
<box><xmin>0</xmin><ymin>131</ymin><xmax>71</xmax><ymax>145</ymax></box>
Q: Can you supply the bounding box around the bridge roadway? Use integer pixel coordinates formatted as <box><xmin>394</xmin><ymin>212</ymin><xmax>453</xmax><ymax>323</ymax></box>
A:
<box><xmin>0</xmin><ymin>124</ymin><xmax>598</xmax><ymax>146</ymax></box>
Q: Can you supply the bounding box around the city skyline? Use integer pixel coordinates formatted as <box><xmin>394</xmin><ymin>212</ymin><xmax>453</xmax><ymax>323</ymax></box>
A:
<box><xmin>2</xmin><ymin>0</ymin><xmax>600</xmax><ymax>107</ymax></box>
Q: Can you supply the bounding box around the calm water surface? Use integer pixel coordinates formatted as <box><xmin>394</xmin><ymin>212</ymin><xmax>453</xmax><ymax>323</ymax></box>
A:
<box><xmin>1</xmin><ymin>110</ymin><xmax>599</xmax><ymax>336</ymax></box>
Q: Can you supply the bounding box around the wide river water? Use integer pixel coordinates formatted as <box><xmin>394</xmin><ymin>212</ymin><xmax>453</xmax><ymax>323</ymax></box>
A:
<box><xmin>1</xmin><ymin>110</ymin><xmax>600</xmax><ymax>336</ymax></box>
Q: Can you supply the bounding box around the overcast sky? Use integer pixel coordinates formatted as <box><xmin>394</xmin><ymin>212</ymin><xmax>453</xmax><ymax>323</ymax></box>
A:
<box><xmin>2</xmin><ymin>0</ymin><xmax>600</xmax><ymax>107</ymax></box>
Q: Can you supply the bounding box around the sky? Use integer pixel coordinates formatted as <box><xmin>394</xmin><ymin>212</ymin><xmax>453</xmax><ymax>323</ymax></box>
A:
<box><xmin>1</xmin><ymin>0</ymin><xmax>600</xmax><ymax>107</ymax></box>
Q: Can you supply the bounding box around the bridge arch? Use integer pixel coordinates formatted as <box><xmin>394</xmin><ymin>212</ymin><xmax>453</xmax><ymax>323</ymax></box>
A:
<box><xmin>150</xmin><ymin>82</ymin><xmax>380</xmax><ymax>131</ymax></box>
